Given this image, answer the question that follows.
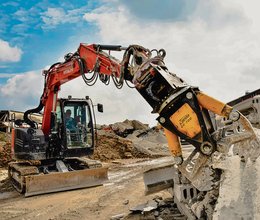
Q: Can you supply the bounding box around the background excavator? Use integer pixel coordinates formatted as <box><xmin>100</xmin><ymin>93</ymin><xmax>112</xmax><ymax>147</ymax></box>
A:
<box><xmin>9</xmin><ymin>43</ymin><xmax>260</xmax><ymax>218</ymax></box>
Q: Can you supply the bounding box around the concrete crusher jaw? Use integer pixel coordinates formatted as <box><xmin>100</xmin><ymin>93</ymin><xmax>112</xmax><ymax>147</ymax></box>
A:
<box><xmin>143</xmin><ymin>112</ymin><xmax>260</xmax><ymax>219</ymax></box>
<box><xmin>8</xmin><ymin>158</ymin><xmax>108</xmax><ymax>197</ymax></box>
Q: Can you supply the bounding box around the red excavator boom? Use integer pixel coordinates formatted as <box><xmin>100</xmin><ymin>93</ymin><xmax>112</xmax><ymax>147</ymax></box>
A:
<box><xmin>41</xmin><ymin>44</ymin><xmax>126</xmax><ymax>135</ymax></box>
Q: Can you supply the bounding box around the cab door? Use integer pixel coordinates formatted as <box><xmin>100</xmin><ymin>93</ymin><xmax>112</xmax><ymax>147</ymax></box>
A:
<box><xmin>58</xmin><ymin>99</ymin><xmax>95</xmax><ymax>157</ymax></box>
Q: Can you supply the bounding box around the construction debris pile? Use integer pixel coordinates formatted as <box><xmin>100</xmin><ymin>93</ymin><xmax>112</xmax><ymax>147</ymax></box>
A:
<box><xmin>92</xmin><ymin>120</ymin><xmax>170</xmax><ymax>161</ymax></box>
<box><xmin>0</xmin><ymin>132</ymin><xmax>12</xmax><ymax>167</ymax></box>
<box><xmin>125</xmin><ymin>196</ymin><xmax>186</xmax><ymax>220</ymax></box>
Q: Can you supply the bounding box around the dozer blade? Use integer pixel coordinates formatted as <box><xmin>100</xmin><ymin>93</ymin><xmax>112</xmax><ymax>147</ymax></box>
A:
<box><xmin>143</xmin><ymin>164</ymin><xmax>176</xmax><ymax>195</ymax></box>
<box><xmin>24</xmin><ymin>167</ymin><xmax>108</xmax><ymax>197</ymax></box>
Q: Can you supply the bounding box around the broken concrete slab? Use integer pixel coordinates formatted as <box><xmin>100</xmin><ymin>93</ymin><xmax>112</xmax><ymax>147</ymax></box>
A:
<box><xmin>128</xmin><ymin>196</ymin><xmax>186</xmax><ymax>220</ymax></box>
<box><xmin>213</xmin><ymin>128</ymin><xmax>260</xmax><ymax>220</ymax></box>
<box><xmin>129</xmin><ymin>203</ymin><xmax>147</xmax><ymax>213</ymax></box>
<box><xmin>110</xmin><ymin>213</ymin><xmax>125</xmax><ymax>220</ymax></box>
<box><xmin>143</xmin><ymin>200</ymin><xmax>158</xmax><ymax>212</ymax></box>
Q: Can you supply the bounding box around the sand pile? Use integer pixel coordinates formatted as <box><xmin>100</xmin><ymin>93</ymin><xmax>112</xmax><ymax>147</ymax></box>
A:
<box><xmin>91</xmin><ymin>131</ymin><xmax>149</xmax><ymax>161</ymax></box>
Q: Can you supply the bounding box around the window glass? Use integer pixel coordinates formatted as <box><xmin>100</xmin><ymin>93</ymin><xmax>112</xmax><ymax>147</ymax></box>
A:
<box><xmin>56</xmin><ymin>103</ymin><xmax>62</xmax><ymax>123</ymax></box>
<box><xmin>64</xmin><ymin>102</ymin><xmax>93</xmax><ymax>148</ymax></box>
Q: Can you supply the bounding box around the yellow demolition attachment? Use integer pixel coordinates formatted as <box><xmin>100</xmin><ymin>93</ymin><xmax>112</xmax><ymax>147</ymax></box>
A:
<box><xmin>163</xmin><ymin>91</ymin><xmax>233</xmax><ymax>159</ymax></box>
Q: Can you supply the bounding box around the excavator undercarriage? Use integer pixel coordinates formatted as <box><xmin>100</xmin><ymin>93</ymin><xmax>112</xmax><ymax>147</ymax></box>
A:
<box><xmin>8</xmin><ymin>158</ymin><xmax>107</xmax><ymax>197</ymax></box>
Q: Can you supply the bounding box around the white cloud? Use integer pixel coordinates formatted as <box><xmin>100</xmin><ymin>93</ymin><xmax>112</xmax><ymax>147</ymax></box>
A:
<box><xmin>0</xmin><ymin>71</ymin><xmax>43</xmax><ymax>110</ymax></box>
<box><xmin>14</xmin><ymin>9</ymin><xmax>30</xmax><ymax>22</ymax></box>
<box><xmin>0</xmin><ymin>39</ymin><xmax>22</xmax><ymax>62</ymax></box>
<box><xmin>41</xmin><ymin>7</ymin><xmax>87</xmax><ymax>29</ymax></box>
<box><xmin>83</xmin><ymin>0</ymin><xmax>260</xmax><ymax>103</ymax></box>
<box><xmin>60</xmin><ymin>78</ymin><xmax>158</xmax><ymax>126</ymax></box>
<box><xmin>41</xmin><ymin>8</ymin><xmax>66</xmax><ymax>27</ymax></box>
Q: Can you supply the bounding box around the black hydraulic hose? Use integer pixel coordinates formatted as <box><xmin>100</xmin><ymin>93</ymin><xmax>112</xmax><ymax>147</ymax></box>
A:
<box><xmin>81</xmin><ymin>59</ymin><xmax>97</xmax><ymax>82</ymax></box>
<box><xmin>23</xmin><ymin>65</ymin><xmax>54</xmax><ymax>128</ymax></box>
<box><xmin>79</xmin><ymin>58</ymin><xmax>99</xmax><ymax>86</ymax></box>
<box><xmin>111</xmin><ymin>74</ymin><xmax>123</xmax><ymax>89</ymax></box>
<box><xmin>48</xmin><ymin>62</ymin><xmax>61</xmax><ymax>71</ymax></box>
<box><xmin>24</xmin><ymin>98</ymin><xmax>44</xmax><ymax>128</ymax></box>
<box><xmin>99</xmin><ymin>73</ymin><xmax>110</xmax><ymax>85</ymax></box>
<box><xmin>93</xmin><ymin>44</ymin><xmax>123</xmax><ymax>51</ymax></box>
<box><xmin>125</xmin><ymin>79</ymin><xmax>135</xmax><ymax>88</ymax></box>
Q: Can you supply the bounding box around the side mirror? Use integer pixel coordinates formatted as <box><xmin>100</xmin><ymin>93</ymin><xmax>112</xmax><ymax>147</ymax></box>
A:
<box><xmin>97</xmin><ymin>104</ymin><xmax>103</xmax><ymax>113</ymax></box>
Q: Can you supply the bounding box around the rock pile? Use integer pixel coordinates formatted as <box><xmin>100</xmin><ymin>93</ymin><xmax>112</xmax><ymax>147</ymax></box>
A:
<box><xmin>110</xmin><ymin>120</ymin><xmax>149</xmax><ymax>137</ymax></box>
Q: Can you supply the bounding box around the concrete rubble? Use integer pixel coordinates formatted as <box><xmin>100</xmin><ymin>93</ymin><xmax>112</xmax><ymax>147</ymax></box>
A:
<box><xmin>110</xmin><ymin>119</ymin><xmax>149</xmax><ymax>137</ymax></box>
<box><xmin>127</xmin><ymin>196</ymin><xmax>186</xmax><ymax>220</ymax></box>
<box><xmin>110</xmin><ymin>213</ymin><xmax>125</xmax><ymax>220</ymax></box>
<box><xmin>212</xmin><ymin>128</ymin><xmax>260</xmax><ymax>220</ymax></box>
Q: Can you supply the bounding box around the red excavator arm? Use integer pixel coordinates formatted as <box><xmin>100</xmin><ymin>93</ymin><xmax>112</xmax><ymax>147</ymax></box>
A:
<box><xmin>40</xmin><ymin>44</ymin><xmax>128</xmax><ymax>135</ymax></box>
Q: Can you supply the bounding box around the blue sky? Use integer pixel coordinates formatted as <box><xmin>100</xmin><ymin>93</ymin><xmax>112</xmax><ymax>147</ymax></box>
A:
<box><xmin>0</xmin><ymin>0</ymin><xmax>101</xmax><ymax>81</ymax></box>
<box><xmin>0</xmin><ymin>0</ymin><xmax>260</xmax><ymax>125</ymax></box>
<box><xmin>0</xmin><ymin>0</ymin><xmax>199</xmax><ymax>81</ymax></box>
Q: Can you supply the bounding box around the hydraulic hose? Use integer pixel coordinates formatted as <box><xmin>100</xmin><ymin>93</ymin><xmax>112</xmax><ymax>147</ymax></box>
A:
<box><xmin>24</xmin><ymin>98</ymin><xmax>44</xmax><ymax>128</ymax></box>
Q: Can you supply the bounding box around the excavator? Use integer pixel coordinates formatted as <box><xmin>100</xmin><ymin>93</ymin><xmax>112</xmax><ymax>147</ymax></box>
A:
<box><xmin>9</xmin><ymin>43</ymin><xmax>260</xmax><ymax>218</ymax></box>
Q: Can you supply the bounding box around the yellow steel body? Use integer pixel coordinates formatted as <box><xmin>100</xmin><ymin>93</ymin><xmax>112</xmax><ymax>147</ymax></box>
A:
<box><xmin>164</xmin><ymin>127</ymin><xmax>182</xmax><ymax>157</ymax></box>
<box><xmin>170</xmin><ymin>103</ymin><xmax>201</xmax><ymax>139</ymax></box>
<box><xmin>196</xmin><ymin>91</ymin><xmax>233</xmax><ymax>117</ymax></box>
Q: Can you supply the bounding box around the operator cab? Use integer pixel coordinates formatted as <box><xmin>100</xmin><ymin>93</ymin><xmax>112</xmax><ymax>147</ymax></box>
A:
<box><xmin>53</xmin><ymin>97</ymin><xmax>95</xmax><ymax>157</ymax></box>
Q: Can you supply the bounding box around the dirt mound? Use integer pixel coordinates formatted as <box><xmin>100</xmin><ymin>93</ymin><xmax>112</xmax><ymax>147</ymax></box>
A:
<box><xmin>92</xmin><ymin>120</ymin><xmax>170</xmax><ymax>162</ymax></box>
<box><xmin>92</xmin><ymin>131</ymin><xmax>160</xmax><ymax>161</ymax></box>
<box><xmin>0</xmin><ymin>132</ymin><xmax>12</xmax><ymax>167</ymax></box>
<box><xmin>92</xmin><ymin>132</ymin><xmax>135</xmax><ymax>161</ymax></box>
